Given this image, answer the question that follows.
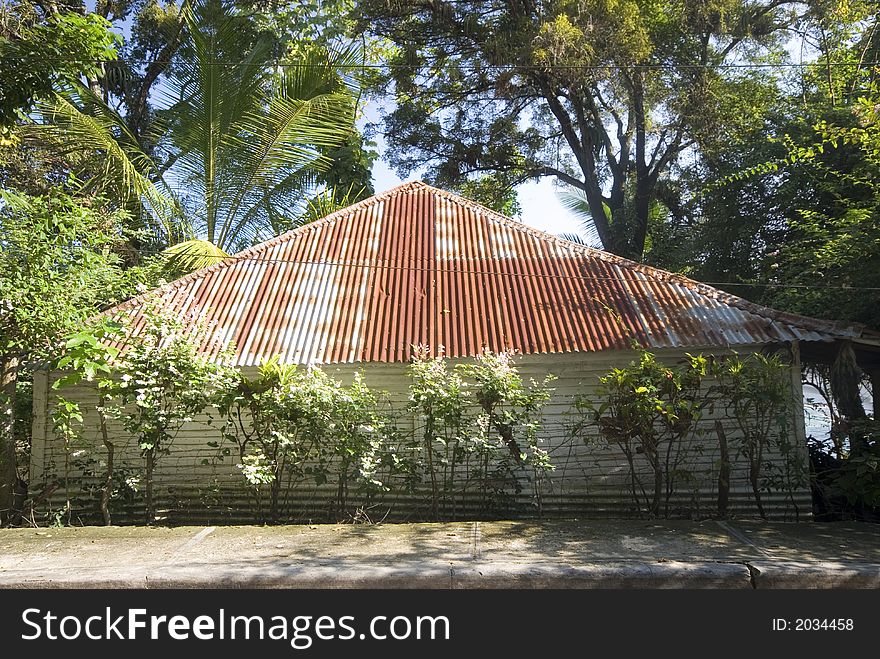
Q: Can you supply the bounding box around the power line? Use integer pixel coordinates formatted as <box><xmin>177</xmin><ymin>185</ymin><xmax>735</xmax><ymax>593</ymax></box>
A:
<box><xmin>163</xmin><ymin>253</ymin><xmax>880</xmax><ymax>291</ymax></box>
<box><xmin>3</xmin><ymin>57</ymin><xmax>879</xmax><ymax>71</ymax></box>
<box><xmin>4</xmin><ymin>242</ymin><xmax>875</xmax><ymax>291</ymax></box>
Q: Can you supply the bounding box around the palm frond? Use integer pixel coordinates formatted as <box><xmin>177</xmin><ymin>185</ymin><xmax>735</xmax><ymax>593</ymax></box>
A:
<box><xmin>223</xmin><ymin>168</ymin><xmax>319</xmax><ymax>248</ymax></box>
<box><xmin>557</xmin><ymin>187</ymin><xmax>605</xmax><ymax>249</ymax></box>
<box><xmin>161</xmin><ymin>0</ymin><xmax>273</xmax><ymax>242</ymax></box>
<box><xmin>160</xmin><ymin>0</ymin><xmax>361</xmax><ymax>251</ymax></box>
<box><xmin>299</xmin><ymin>184</ymin><xmax>369</xmax><ymax>225</ymax></box>
<box><xmin>162</xmin><ymin>238</ymin><xmax>230</xmax><ymax>276</ymax></box>
<box><xmin>559</xmin><ymin>232</ymin><xmax>592</xmax><ymax>246</ymax></box>
<box><xmin>31</xmin><ymin>84</ymin><xmax>186</xmax><ymax>242</ymax></box>
<box><xmin>218</xmin><ymin>92</ymin><xmax>355</xmax><ymax>247</ymax></box>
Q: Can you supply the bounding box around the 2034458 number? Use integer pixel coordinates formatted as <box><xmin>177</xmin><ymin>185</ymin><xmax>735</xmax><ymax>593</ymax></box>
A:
<box><xmin>772</xmin><ymin>618</ymin><xmax>854</xmax><ymax>631</ymax></box>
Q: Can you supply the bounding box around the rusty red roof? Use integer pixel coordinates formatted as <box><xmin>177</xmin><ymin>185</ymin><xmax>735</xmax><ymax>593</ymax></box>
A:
<box><xmin>108</xmin><ymin>181</ymin><xmax>872</xmax><ymax>365</ymax></box>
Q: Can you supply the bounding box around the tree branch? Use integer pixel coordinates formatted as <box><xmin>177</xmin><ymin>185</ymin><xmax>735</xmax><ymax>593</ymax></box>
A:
<box><xmin>648</xmin><ymin>127</ymin><xmax>685</xmax><ymax>183</ymax></box>
<box><xmin>593</xmin><ymin>84</ymin><xmax>624</xmax><ymax>135</ymax></box>
<box><xmin>648</xmin><ymin>129</ymin><xmax>668</xmax><ymax>172</ymax></box>
<box><xmin>127</xmin><ymin>8</ymin><xmax>188</xmax><ymax>138</ymax></box>
<box><xmin>577</xmin><ymin>87</ymin><xmax>620</xmax><ymax>177</ymax></box>
<box><xmin>533</xmin><ymin>166</ymin><xmax>589</xmax><ymax>192</ymax></box>
<box><xmin>535</xmin><ymin>76</ymin><xmax>611</xmax><ymax>244</ymax></box>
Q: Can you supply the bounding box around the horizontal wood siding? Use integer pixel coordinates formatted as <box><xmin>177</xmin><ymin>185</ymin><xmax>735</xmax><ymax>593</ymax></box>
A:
<box><xmin>29</xmin><ymin>347</ymin><xmax>812</xmax><ymax>523</ymax></box>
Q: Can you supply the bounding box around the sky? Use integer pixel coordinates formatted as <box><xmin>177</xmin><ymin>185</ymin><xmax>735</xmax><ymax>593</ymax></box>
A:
<box><xmin>361</xmin><ymin>104</ymin><xmax>585</xmax><ymax>238</ymax></box>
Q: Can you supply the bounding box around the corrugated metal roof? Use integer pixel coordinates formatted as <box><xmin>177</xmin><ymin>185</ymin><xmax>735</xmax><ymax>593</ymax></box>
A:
<box><xmin>107</xmin><ymin>181</ymin><xmax>870</xmax><ymax>365</ymax></box>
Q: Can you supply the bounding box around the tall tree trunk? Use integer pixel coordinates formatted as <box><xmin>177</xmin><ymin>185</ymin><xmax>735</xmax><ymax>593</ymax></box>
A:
<box><xmin>624</xmin><ymin>72</ymin><xmax>651</xmax><ymax>260</ymax></box>
<box><xmin>144</xmin><ymin>450</ymin><xmax>155</xmax><ymax>525</ymax></box>
<box><xmin>830</xmin><ymin>340</ymin><xmax>868</xmax><ymax>456</ymax></box>
<box><xmin>631</xmin><ymin>175</ymin><xmax>653</xmax><ymax>260</ymax></box>
<box><xmin>126</xmin><ymin>12</ymin><xmax>187</xmax><ymax>138</ymax></box>
<box><xmin>99</xmin><ymin>405</ymin><xmax>113</xmax><ymax>526</ymax></box>
<box><xmin>0</xmin><ymin>355</ymin><xmax>19</xmax><ymax>526</ymax></box>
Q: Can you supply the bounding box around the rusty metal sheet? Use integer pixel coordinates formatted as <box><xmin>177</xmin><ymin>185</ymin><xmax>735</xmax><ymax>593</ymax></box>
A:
<box><xmin>104</xmin><ymin>181</ymin><xmax>868</xmax><ymax>365</ymax></box>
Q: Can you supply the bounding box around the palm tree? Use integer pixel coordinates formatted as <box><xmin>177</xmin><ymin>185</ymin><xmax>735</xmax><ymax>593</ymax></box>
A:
<box><xmin>34</xmin><ymin>0</ymin><xmax>359</xmax><ymax>272</ymax></box>
<box><xmin>33</xmin><ymin>81</ymin><xmax>184</xmax><ymax>246</ymax></box>
<box><xmin>557</xmin><ymin>186</ymin><xmax>668</xmax><ymax>256</ymax></box>
<box><xmin>161</xmin><ymin>0</ymin><xmax>359</xmax><ymax>254</ymax></box>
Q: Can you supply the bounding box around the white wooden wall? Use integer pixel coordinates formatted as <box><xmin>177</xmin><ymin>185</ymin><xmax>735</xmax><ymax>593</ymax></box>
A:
<box><xmin>29</xmin><ymin>345</ymin><xmax>812</xmax><ymax>523</ymax></box>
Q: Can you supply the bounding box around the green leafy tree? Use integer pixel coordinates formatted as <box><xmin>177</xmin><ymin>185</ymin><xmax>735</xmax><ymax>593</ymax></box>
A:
<box><xmin>408</xmin><ymin>347</ymin><xmax>471</xmax><ymax>519</ymax></box>
<box><xmin>214</xmin><ymin>359</ymin><xmax>333</xmax><ymax>523</ymax></box>
<box><xmin>456</xmin><ymin>174</ymin><xmax>522</xmax><ymax>217</ymax></box>
<box><xmin>654</xmin><ymin>3</ymin><xmax>880</xmax><ymax>328</ymax></box>
<box><xmin>51</xmin><ymin>319</ymin><xmax>124</xmax><ymax>525</ymax></box>
<box><xmin>214</xmin><ymin>359</ymin><xmax>392</xmax><ymax>522</ymax></box>
<box><xmin>685</xmin><ymin>19</ymin><xmax>880</xmax><ymax>510</ymax></box>
<box><xmin>49</xmin><ymin>396</ymin><xmax>83</xmax><ymax>525</ymax></box>
<box><xmin>574</xmin><ymin>351</ymin><xmax>707</xmax><ymax>517</ymax></box>
<box><xmin>409</xmin><ymin>349</ymin><xmax>554</xmax><ymax>517</ymax></box>
<box><xmin>458</xmin><ymin>351</ymin><xmax>555</xmax><ymax>513</ymax></box>
<box><xmin>358</xmin><ymin>0</ymin><xmax>807</xmax><ymax>259</ymax></box>
<box><xmin>0</xmin><ymin>5</ymin><xmax>119</xmax><ymax>144</ymax></box>
<box><xmin>35</xmin><ymin>0</ymin><xmax>365</xmax><ymax>271</ymax></box>
<box><xmin>0</xmin><ymin>189</ymin><xmax>132</xmax><ymax>523</ymax></box>
<box><xmin>710</xmin><ymin>352</ymin><xmax>801</xmax><ymax>519</ymax></box>
<box><xmin>759</xmin><ymin>86</ymin><xmax>880</xmax><ymax>330</ymax></box>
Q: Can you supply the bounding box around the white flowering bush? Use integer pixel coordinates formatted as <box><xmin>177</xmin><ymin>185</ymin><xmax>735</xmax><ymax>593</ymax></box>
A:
<box><xmin>408</xmin><ymin>346</ymin><xmax>471</xmax><ymax>519</ymax></box>
<box><xmin>328</xmin><ymin>372</ymin><xmax>394</xmax><ymax>518</ymax></box>
<box><xmin>49</xmin><ymin>316</ymin><xmax>558</xmax><ymax>524</ymax></box>
<box><xmin>408</xmin><ymin>348</ymin><xmax>555</xmax><ymax>518</ymax></box>
<box><xmin>237</xmin><ymin>452</ymin><xmax>275</xmax><ymax>486</ymax></box>
<box><xmin>214</xmin><ymin>359</ymin><xmax>397</xmax><ymax>523</ymax></box>
<box><xmin>115</xmin><ymin>303</ymin><xmax>232</xmax><ymax>524</ymax></box>
<box><xmin>457</xmin><ymin>351</ymin><xmax>555</xmax><ymax>514</ymax></box>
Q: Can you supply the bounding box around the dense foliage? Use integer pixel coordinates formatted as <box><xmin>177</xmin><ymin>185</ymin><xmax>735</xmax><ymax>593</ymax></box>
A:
<box><xmin>0</xmin><ymin>189</ymin><xmax>143</xmax><ymax>523</ymax></box>
<box><xmin>112</xmin><ymin>305</ymin><xmax>229</xmax><ymax>523</ymax></box>
<box><xmin>212</xmin><ymin>358</ymin><xmax>393</xmax><ymax>523</ymax></box>
<box><xmin>357</xmin><ymin>0</ymin><xmax>816</xmax><ymax>259</ymax></box>
<box><xmin>0</xmin><ymin>9</ymin><xmax>118</xmax><ymax>144</ymax></box>
<box><xmin>574</xmin><ymin>351</ymin><xmax>709</xmax><ymax>517</ymax></box>
<box><xmin>36</xmin><ymin>333</ymin><xmax>560</xmax><ymax>524</ymax></box>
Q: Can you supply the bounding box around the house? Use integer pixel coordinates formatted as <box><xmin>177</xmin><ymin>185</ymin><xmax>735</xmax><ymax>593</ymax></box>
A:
<box><xmin>28</xmin><ymin>181</ymin><xmax>880</xmax><ymax>522</ymax></box>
